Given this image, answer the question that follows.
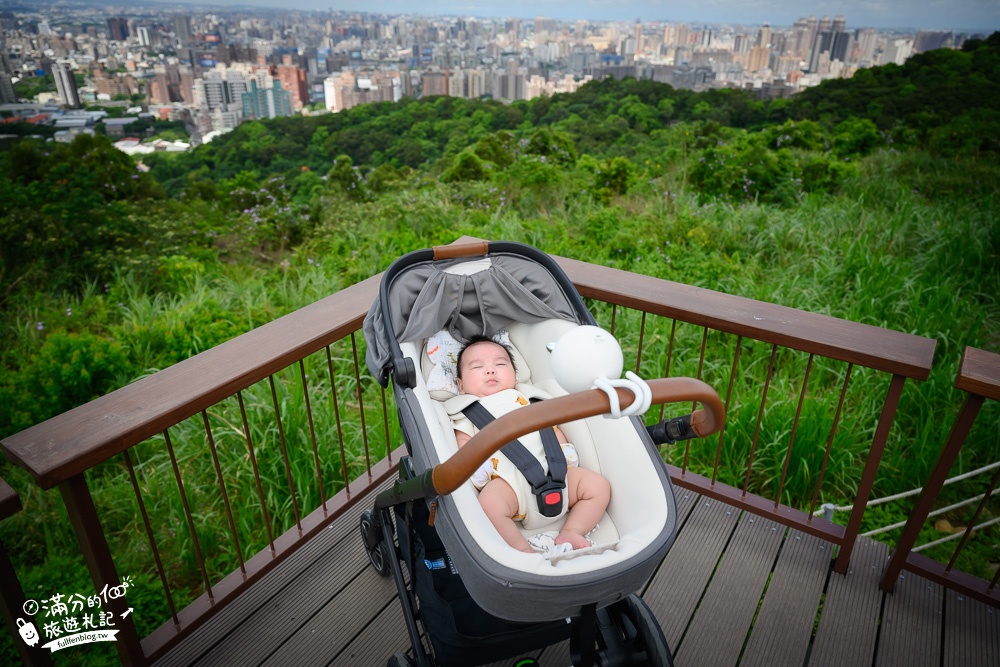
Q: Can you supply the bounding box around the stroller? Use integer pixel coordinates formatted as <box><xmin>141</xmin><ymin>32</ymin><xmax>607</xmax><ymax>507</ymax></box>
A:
<box><xmin>360</xmin><ymin>240</ymin><xmax>725</xmax><ymax>666</ymax></box>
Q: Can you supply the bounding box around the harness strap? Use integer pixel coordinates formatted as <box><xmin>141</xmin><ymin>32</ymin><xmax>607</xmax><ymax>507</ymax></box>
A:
<box><xmin>462</xmin><ymin>399</ymin><xmax>567</xmax><ymax>518</ymax></box>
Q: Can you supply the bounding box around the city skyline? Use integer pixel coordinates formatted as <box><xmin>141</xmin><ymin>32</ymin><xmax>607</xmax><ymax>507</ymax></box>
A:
<box><xmin>166</xmin><ymin>0</ymin><xmax>1000</xmax><ymax>33</ymax></box>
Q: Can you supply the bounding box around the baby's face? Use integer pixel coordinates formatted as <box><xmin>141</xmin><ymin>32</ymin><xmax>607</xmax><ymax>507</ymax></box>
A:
<box><xmin>457</xmin><ymin>341</ymin><xmax>517</xmax><ymax>397</ymax></box>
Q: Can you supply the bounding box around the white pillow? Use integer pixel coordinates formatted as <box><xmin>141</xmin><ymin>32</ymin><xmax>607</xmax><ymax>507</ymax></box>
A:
<box><xmin>422</xmin><ymin>329</ymin><xmax>530</xmax><ymax>400</ymax></box>
<box><xmin>424</xmin><ymin>330</ymin><xmax>463</xmax><ymax>399</ymax></box>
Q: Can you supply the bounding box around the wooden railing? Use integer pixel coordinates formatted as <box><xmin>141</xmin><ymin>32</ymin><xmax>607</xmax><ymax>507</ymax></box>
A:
<box><xmin>880</xmin><ymin>347</ymin><xmax>1000</xmax><ymax>607</ymax></box>
<box><xmin>0</xmin><ymin>244</ymin><xmax>945</xmax><ymax>665</ymax></box>
<box><xmin>0</xmin><ymin>478</ymin><xmax>52</xmax><ymax>667</ymax></box>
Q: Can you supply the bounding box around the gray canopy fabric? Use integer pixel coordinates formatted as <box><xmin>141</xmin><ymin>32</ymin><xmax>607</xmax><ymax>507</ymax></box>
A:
<box><xmin>364</xmin><ymin>254</ymin><xmax>580</xmax><ymax>382</ymax></box>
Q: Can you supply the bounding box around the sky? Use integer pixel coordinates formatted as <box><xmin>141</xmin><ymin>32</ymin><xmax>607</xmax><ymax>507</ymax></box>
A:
<box><xmin>179</xmin><ymin>0</ymin><xmax>1000</xmax><ymax>33</ymax></box>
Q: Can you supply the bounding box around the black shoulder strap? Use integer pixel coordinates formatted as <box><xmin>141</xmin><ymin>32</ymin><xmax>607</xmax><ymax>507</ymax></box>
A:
<box><xmin>462</xmin><ymin>400</ymin><xmax>567</xmax><ymax>517</ymax></box>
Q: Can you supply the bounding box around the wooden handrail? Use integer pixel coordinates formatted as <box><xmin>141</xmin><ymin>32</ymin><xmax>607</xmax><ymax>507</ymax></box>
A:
<box><xmin>433</xmin><ymin>377</ymin><xmax>724</xmax><ymax>494</ymax></box>
<box><xmin>955</xmin><ymin>346</ymin><xmax>1000</xmax><ymax>401</ymax></box>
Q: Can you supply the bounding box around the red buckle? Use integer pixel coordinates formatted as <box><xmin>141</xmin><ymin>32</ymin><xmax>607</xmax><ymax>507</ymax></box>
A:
<box><xmin>544</xmin><ymin>491</ymin><xmax>561</xmax><ymax>506</ymax></box>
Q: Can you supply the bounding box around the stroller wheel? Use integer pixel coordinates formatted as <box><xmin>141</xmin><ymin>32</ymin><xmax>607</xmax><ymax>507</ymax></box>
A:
<box><xmin>602</xmin><ymin>594</ymin><xmax>673</xmax><ymax>666</ymax></box>
<box><xmin>386</xmin><ymin>652</ymin><xmax>416</xmax><ymax>667</ymax></box>
<box><xmin>360</xmin><ymin>510</ymin><xmax>392</xmax><ymax>577</ymax></box>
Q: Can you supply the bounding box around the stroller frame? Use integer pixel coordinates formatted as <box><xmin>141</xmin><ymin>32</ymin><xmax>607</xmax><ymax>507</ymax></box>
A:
<box><xmin>360</xmin><ymin>240</ymin><xmax>724</xmax><ymax>666</ymax></box>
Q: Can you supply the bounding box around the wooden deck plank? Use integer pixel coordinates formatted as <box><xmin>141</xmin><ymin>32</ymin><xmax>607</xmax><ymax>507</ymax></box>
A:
<box><xmin>260</xmin><ymin>564</ymin><xmax>399</xmax><ymax>666</ymax></box>
<box><xmin>328</xmin><ymin>597</ymin><xmax>412</xmax><ymax>667</ymax></box>
<box><xmin>191</xmin><ymin>534</ymin><xmax>376</xmax><ymax>667</ymax></box>
<box><xmin>875</xmin><ymin>570</ymin><xmax>943</xmax><ymax>667</ymax></box>
<box><xmin>808</xmin><ymin>537</ymin><xmax>889</xmax><ymax>667</ymax></box>
<box><xmin>642</xmin><ymin>496</ymin><xmax>740</xmax><ymax>648</ymax></box>
<box><xmin>670</xmin><ymin>483</ymin><xmax>700</xmax><ymax>525</ymax></box>
<box><xmin>152</xmin><ymin>479</ymin><xmax>393</xmax><ymax>667</ymax></box>
<box><xmin>943</xmin><ymin>588</ymin><xmax>1000</xmax><ymax>667</ymax></box>
<box><xmin>740</xmin><ymin>529</ymin><xmax>832</xmax><ymax>667</ymax></box>
<box><xmin>673</xmin><ymin>513</ymin><xmax>785</xmax><ymax>667</ymax></box>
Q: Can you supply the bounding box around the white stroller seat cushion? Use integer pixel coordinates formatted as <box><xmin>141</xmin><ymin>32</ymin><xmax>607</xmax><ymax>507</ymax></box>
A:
<box><xmin>400</xmin><ymin>318</ymin><xmax>670</xmax><ymax>577</ymax></box>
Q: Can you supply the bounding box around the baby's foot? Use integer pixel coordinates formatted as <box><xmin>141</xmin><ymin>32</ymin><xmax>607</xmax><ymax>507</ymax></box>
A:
<box><xmin>554</xmin><ymin>529</ymin><xmax>592</xmax><ymax>550</ymax></box>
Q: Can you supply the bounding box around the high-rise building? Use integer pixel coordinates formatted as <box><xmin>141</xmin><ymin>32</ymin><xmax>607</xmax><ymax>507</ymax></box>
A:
<box><xmin>855</xmin><ymin>29</ymin><xmax>880</xmax><ymax>66</ymax></box>
<box><xmin>53</xmin><ymin>61</ymin><xmax>80</xmax><ymax>108</ymax></box>
<box><xmin>675</xmin><ymin>24</ymin><xmax>691</xmax><ymax>49</ymax></box>
<box><xmin>757</xmin><ymin>24</ymin><xmax>772</xmax><ymax>48</ymax></box>
<box><xmin>447</xmin><ymin>69</ymin><xmax>465</xmax><ymax>97</ymax></box>
<box><xmin>0</xmin><ymin>76</ymin><xmax>15</xmax><ymax>103</ymax></box>
<box><xmin>914</xmin><ymin>31</ymin><xmax>954</xmax><ymax>53</ymax></box>
<box><xmin>792</xmin><ymin>18</ymin><xmax>811</xmax><ymax>59</ymax></box>
<box><xmin>174</xmin><ymin>15</ymin><xmax>194</xmax><ymax>45</ymax></box>
<box><xmin>275</xmin><ymin>58</ymin><xmax>308</xmax><ymax>110</ymax></box>
<box><xmin>107</xmin><ymin>17</ymin><xmax>129</xmax><ymax>42</ymax></box>
<box><xmin>809</xmin><ymin>30</ymin><xmax>853</xmax><ymax>72</ymax></box>
<box><xmin>421</xmin><ymin>70</ymin><xmax>448</xmax><ymax>97</ymax></box>
<box><xmin>748</xmin><ymin>45</ymin><xmax>771</xmax><ymax>72</ymax></box>
<box><xmin>241</xmin><ymin>79</ymin><xmax>292</xmax><ymax>119</ymax></box>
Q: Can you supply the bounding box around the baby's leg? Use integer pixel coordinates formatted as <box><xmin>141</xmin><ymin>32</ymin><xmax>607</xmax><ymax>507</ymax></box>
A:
<box><xmin>478</xmin><ymin>478</ymin><xmax>533</xmax><ymax>553</ymax></box>
<box><xmin>556</xmin><ymin>467</ymin><xmax>611</xmax><ymax>549</ymax></box>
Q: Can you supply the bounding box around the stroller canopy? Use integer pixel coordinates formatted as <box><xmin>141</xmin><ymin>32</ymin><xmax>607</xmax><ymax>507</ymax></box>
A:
<box><xmin>364</xmin><ymin>252</ymin><xmax>581</xmax><ymax>385</ymax></box>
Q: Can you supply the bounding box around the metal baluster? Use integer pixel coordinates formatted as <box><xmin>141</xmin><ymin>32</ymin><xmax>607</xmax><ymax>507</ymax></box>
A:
<box><xmin>808</xmin><ymin>364</ymin><xmax>853</xmax><ymax>520</ymax></box>
<box><xmin>299</xmin><ymin>359</ymin><xmax>327</xmax><ymax>513</ymax></box>
<box><xmin>743</xmin><ymin>344</ymin><xmax>779</xmax><ymax>498</ymax></box>
<box><xmin>201</xmin><ymin>410</ymin><xmax>245</xmax><ymax>576</ymax></box>
<box><xmin>325</xmin><ymin>346</ymin><xmax>350</xmax><ymax>496</ymax></box>
<box><xmin>122</xmin><ymin>449</ymin><xmax>178</xmax><ymax>627</ymax></box>
<box><xmin>657</xmin><ymin>319</ymin><xmax>678</xmax><ymax>423</ymax></box>
<box><xmin>711</xmin><ymin>336</ymin><xmax>742</xmax><ymax>486</ymax></box>
<box><xmin>269</xmin><ymin>375</ymin><xmax>301</xmax><ymax>532</ymax></box>
<box><xmin>237</xmin><ymin>390</ymin><xmax>274</xmax><ymax>553</ymax></box>
<box><xmin>164</xmin><ymin>428</ymin><xmax>212</xmax><ymax>601</ymax></box>
<box><xmin>774</xmin><ymin>354</ymin><xmax>814</xmax><ymax>509</ymax></box>
<box><xmin>635</xmin><ymin>311</ymin><xmax>647</xmax><ymax>376</ymax></box>
<box><xmin>350</xmin><ymin>332</ymin><xmax>372</xmax><ymax>478</ymax></box>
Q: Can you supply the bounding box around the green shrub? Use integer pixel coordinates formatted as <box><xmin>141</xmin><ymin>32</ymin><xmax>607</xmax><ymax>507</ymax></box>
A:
<box><xmin>5</xmin><ymin>331</ymin><xmax>129</xmax><ymax>432</ymax></box>
<box><xmin>441</xmin><ymin>150</ymin><xmax>491</xmax><ymax>183</ymax></box>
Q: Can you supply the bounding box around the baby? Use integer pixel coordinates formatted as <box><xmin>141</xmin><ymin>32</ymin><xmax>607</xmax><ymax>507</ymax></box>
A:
<box><xmin>453</xmin><ymin>336</ymin><xmax>611</xmax><ymax>553</ymax></box>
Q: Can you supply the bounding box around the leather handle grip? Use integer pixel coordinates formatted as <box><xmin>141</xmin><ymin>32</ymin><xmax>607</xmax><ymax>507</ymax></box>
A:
<box><xmin>432</xmin><ymin>241</ymin><xmax>490</xmax><ymax>261</ymax></box>
<box><xmin>431</xmin><ymin>377</ymin><xmax>725</xmax><ymax>495</ymax></box>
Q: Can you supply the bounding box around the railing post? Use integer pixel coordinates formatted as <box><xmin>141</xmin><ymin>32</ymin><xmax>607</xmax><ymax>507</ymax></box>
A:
<box><xmin>1</xmin><ymin>478</ymin><xmax>53</xmax><ymax>667</ymax></box>
<box><xmin>834</xmin><ymin>373</ymin><xmax>907</xmax><ymax>574</ymax></box>
<box><xmin>879</xmin><ymin>394</ymin><xmax>984</xmax><ymax>592</ymax></box>
<box><xmin>59</xmin><ymin>473</ymin><xmax>147</xmax><ymax>666</ymax></box>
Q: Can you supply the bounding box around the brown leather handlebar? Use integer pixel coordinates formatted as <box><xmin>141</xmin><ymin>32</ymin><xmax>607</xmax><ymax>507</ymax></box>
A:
<box><xmin>432</xmin><ymin>241</ymin><xmax>490</xmax><ymax>261</ymax></box>
<box><xmin>431</xmin><ymin>377</ymin><xmax>725</xmax><ymax>495</ymax></box>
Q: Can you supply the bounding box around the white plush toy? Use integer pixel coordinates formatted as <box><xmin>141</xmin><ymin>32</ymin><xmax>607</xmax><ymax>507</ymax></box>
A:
<box><xmin>548</xmin><ymin>325</ymin><xmax>652</xmax><ymax>418</ymax></box>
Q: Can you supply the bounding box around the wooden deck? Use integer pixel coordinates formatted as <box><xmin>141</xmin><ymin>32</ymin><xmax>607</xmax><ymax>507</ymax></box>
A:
<box><xmin>152</xmin><ymin>477</ymin><xmax>999</xmax><ymax>667</ymax></box>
